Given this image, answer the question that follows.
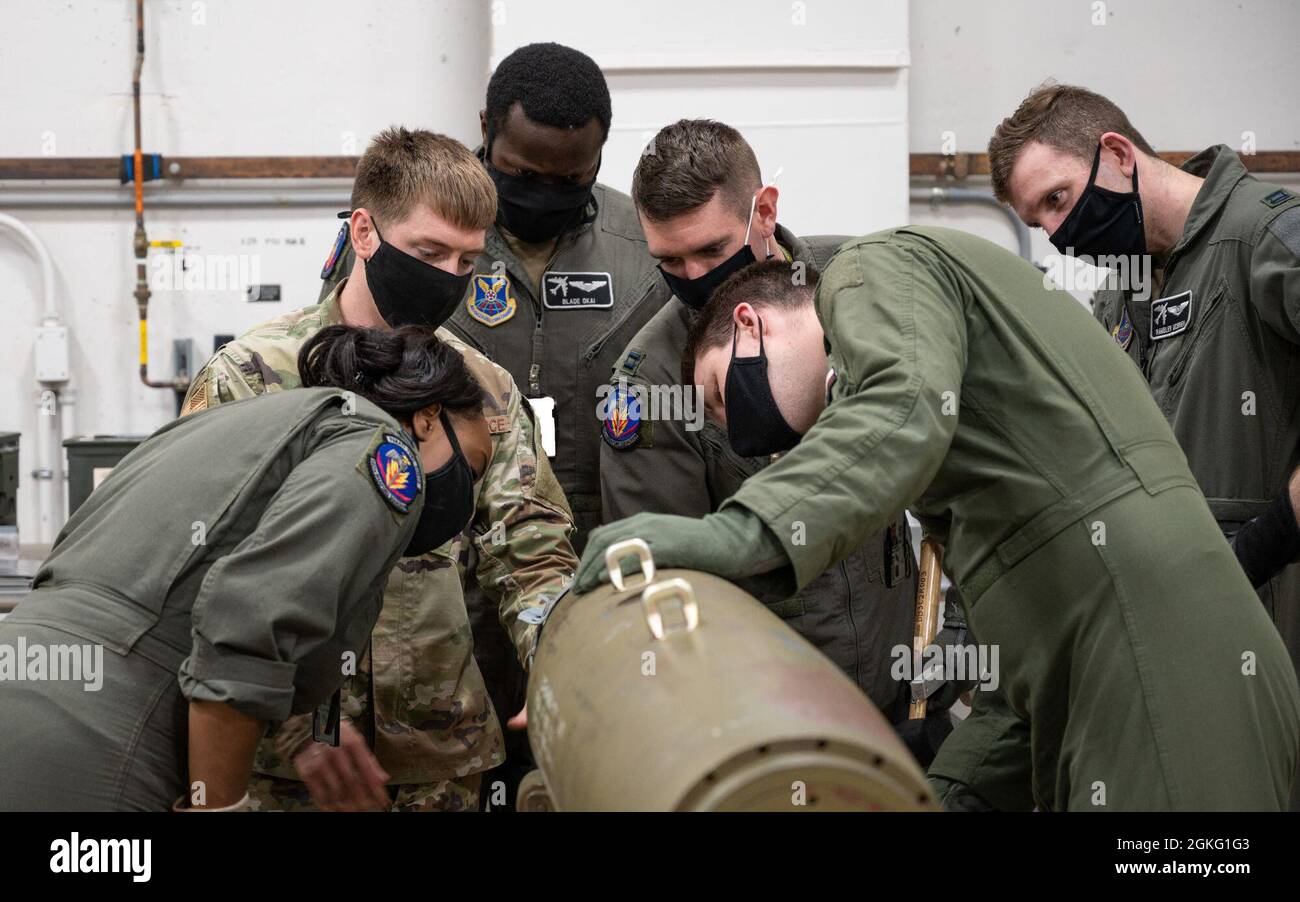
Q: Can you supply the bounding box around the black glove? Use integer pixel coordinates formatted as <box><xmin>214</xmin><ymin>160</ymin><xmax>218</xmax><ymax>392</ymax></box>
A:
<box><xmin>923</xmin><ymin>589</ymin><xmax>978</xmax><ymax>713</ymax></box>
<box><xmin>1231</xmin><ymin>487</ymin><xmax>1300</xmax><ymax>588</ymax></box>
<box><xmin>894</xmin><ymin>712</ymin><xmax>954</xmax><ymax>769</ymax></box>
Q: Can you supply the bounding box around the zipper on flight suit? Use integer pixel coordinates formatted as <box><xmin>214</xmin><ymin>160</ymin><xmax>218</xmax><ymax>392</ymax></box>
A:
<box><xmin>1162</xmin><ymin>282</ymin><xmax>1226</xmax><ymax>388</ymax></box>
<box><xmin>521</xmin><ymin>233</ymin><xmax>576</xmax><ymax>399</ymax></box>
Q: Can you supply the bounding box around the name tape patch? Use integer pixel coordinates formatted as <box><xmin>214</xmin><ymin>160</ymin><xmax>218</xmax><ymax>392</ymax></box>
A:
<box><xmin>1150</xmin><ymin>290</ymin><xmax>1192</xmax><ymax>341</ymax></box>
<box><xmin>543</xmin><ymin>271</ymin><xmax>613</xmax><ymax>309</ymax></box>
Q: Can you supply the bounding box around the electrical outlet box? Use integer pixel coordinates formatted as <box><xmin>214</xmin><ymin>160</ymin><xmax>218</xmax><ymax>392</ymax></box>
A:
<box><xmin>172</xmin><ymin>338</ymin><xmax>195</xmax><ymax>382</ymax></box>
<box><xmin>247</xmin><ymin>284</ymin><xmax>281</xmax><ymax>302</ymax></box>
<box><xmin>34</xmin><ymin>325</ymin><xmax>69</xmax><ymax>383</ymax></box>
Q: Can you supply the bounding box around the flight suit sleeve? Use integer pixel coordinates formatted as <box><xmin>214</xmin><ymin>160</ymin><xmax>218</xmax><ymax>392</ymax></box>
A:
<box><xmin>470</xmin><ymin>382</ymin><xmax>579</xmax><ymax>669</ymax></box>
<box><xmin>599</xmin><ymin>357</ymin><xmax>714</xmax><ymax>521</ymax></box>
<box><xmin>1248</xmin><ymin>205</ymin><xmax>1300</xmax><ymax>344</ymax></box>
<box><xmin>178</xmin><ymin>422</ymin><xmax>414</xmax><ymax>724</ymax></box>
<box><xmin>180</xmin><ymin>345</ymin><xmax>268</xmax><ymax>414</ymax></box>
<box><xmin>721</xmin><ymin>241</ymin><xmax>969</xmax><ymax>590</ymax></box>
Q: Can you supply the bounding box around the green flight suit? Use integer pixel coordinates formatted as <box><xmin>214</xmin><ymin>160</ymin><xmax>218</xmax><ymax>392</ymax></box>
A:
<box><xmin>0</xmin><ymin>388</ymin><xmax>419</xmax><ymax>811</ymax></box>
<box><xmin>721</xmin><ymin>225</ymin><xmax>1300</xmax><ymax>810</ymax></box>
<box><xmin>598</xmin><ymin>224</ymin><xmax>917</xmax><ymax>721</ymax></box>
<box><xmin>184</xmin><ymin>283</ymin><xmax>578</xmax><ymax>804</ymax></box>
<box><xmin>1092</xmin><ymin>146</ymin><xmax>1300</xmax><ymax>679</ymax></box>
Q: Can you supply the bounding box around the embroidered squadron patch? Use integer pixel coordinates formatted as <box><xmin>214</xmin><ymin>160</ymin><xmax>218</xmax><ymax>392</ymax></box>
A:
<box><xmin>468</xmin><ymin>274</ymin><xmax>517</xmax><ymax>326</ymax></box>
<box><xmin>543</xmin><ymin>271</ymin><xmax>614</xmax><ymax>309</ymax></box>
<box><xmin>321</xmin><ymin>223</ymin><xmax>349</xmax><ymax>280</ymax></box>
<box><xmin>369</xmin><ymin>434</ymin><xmax>421</xmax><ymax>513</ymax></box>
<box><xmin>1112</xmin><ymin>306</ymin><xmax>1134</xmax><ymax>351</ymax></box>
<box><xmin>602</xmin><ymin>383</ymin><xmax>642</xmax><ymax>450</ymax></box>
<box><xmin>1150</xmin><ymin>290</ymin><xmax>1193</xmax><ymax>341</ymax></box>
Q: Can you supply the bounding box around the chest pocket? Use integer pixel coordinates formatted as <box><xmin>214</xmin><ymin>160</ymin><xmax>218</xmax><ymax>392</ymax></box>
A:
<box><xmin>1150</xmin><ymin>278</ymin><xmax>1229</xmax><ymax>415</ymax></box>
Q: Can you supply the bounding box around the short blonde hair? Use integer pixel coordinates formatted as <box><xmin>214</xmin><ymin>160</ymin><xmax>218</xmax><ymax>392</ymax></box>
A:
<box><xmin>350</xmin><ymin>127</ymin><xmax>496</xmax><ymax>230</ymax></box>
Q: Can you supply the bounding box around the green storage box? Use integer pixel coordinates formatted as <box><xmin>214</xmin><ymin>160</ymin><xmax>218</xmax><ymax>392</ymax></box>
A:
<box><xmin>0</xmin><ymin>432</ymin><xmax>18</xmax><ymax>528</ymax></box>
<box><xmin>64</xmin><ymin>435</ymin><xmax>147</xmax><ymax>516</ymax></box>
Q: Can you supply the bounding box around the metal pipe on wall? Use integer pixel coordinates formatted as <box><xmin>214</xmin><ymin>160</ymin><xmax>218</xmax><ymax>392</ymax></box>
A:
<box><xmin>910</xmin><ymin>185</ymin><xmax>1033</xmax><ymax>262</ymax></box>
<box><xmin>0</xmin><ymin>212</ymin><xmax>68</xmax><ymax>544</ymax></box>
<box><xmin>0</xmin><ymin>188</ymin><xmax>352</xmax><ymax>209</ymax></box>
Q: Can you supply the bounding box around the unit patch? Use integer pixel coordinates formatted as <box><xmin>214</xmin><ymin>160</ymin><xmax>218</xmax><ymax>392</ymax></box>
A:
<box><xmin>1150</xmin><ymin>290</ymin><xmax>1192</xmax><ymax>341</ymax></box>
<box><xmin>543</xmin><ymin>271</ymin><xmax>613</xmax><ymax>309</ymax></box>
<box><xmin>601</xmin><ymin>383</ymin><xmax>642</xmax><ymax>450</ymax></box>
<box><xmin>321</xmin><ymin>222</ymin><xmax>349</xmax><ymax>279</ymax></box>
<box><xmin>1112</xmin><ymin>306</ymin><xmax>1134</xmax><ymax>351</ymax></box>
<box><xmin>468</xmin><ymin>274</ymin><xmax>517</xmax><ymax>326</ymax></box>
<box><xmin>368</xmin><ymin>434</ymin><xmax>421</xmax><ymax>513</ymax></box>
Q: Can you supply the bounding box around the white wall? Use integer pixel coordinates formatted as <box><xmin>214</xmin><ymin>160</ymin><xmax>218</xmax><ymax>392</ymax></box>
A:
<box><xmin>908</xmin><ymin>0</ymin><xmax>1300</xmax><ymax>261</ymax></box>
<box><xmin>0</xmin><ymin>0</ymin><xmax>909</xmax><ymax>544</ymax></box>
<box><xmin>0</xmin><ymin>0</ymin><xmax>490</xmax><ymax>542</ymax></box>
<box><xmin>4</xmin><ymin>0</ymin><xmax>1297</xmax><ymax>544</ymax></box>
<box><xmin>493</xmin><ymin>0</ymin><xmax>911</xmax><ymax>236</ymax></box>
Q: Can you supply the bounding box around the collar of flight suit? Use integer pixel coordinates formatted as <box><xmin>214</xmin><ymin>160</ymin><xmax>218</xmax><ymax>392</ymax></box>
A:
<box><xmin>1167</xmin><ymin>144</ymin><xmax>1251</xmax><ymax>261</ymax></box>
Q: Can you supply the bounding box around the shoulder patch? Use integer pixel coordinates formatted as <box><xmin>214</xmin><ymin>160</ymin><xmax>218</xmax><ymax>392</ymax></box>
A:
<box><xmin>468</xmin><ymin>274</ymin><xmax>517</xmax><ymax>326</ymax></box>
<box><xmin>601</xmin><ymin>382</ymin><xmax>642</xmax><ymax>450</ymax></box>
<box><xmin>321</xmin><ymin>223</ymin><xmax>349</xmax><ymax>279</ymax></box>
<box><xmin>367</xmin><ymin>433</ymin><xmax>422</xmax><ymax>513</ymax></box>
<box><xmin>180</xmin><ymin>380</ymin><xmax>208</xmax><ymax>416</ymax></box>
<box><xmin>1266</xmin><ymin>206</ymin><xmax>1300</xmax><ymax>258</ymax></box>
<box><xmin>1112</xmin><ymin>306</ymin><xmax>1134</xmax><ymax>351</ymax></box>
<box><xmin>1263</xmin><ymin>189</ymin><xmax>1293</xmax><ymax>209</ymax></box>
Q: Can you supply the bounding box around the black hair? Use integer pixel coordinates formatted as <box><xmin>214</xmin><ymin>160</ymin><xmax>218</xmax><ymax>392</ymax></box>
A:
<box><xmin>298</xmin><ymin>325</ymin><xmax>485</xmax><ymax>419</ymax></box>
<box><xmin>681</xmin><ymin>260</ymin><xmax>820</xmax><ymax>386</ymax></box>
<box><xmin>485</xmin><ymin>42</ymin><xmax>612</xmax><ymax>143</ymax></box>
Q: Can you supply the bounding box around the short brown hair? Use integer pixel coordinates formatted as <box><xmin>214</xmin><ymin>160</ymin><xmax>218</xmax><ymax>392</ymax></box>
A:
<box><xmin>633</xmin><ymin>119</ymin><xmax>762</xmax><ymax>223</ymax></box>
<box><xmin>988</xmin><ymin>83</ymin><xmax>1156</xmax><ymax>203</ymax></box>
<box><xmin>350</xmin><ymin>127</ymin><xmax>496</xmax><ymax>231</ymax></box>
<box><xmin>681</xmin><ymin>260</ymin><xmax>818</xmax><ymax>384</ymax></box>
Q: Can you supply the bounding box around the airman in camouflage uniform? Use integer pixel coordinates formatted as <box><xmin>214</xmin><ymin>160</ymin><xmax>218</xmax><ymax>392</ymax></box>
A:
<box><xmin>182</xmin><ymin>279</ymin><xmax>577</xmax><ymax>810</ymax></box>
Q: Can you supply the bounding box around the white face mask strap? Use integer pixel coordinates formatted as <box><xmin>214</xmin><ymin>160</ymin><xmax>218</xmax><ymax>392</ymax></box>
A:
<box><xmin>744</xmin><ymin>166</ymin><xmax>784</xmax><ymax>258</ymax></box>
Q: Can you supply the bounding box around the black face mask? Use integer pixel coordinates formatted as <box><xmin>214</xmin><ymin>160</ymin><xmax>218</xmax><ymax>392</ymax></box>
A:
<box><xmin>484</xmin><ymin>143</ymin><xmax>596</xmax><ymax>243</ymax></box>
<box><xmin>725</xmin><ymin>316</ymin><xmax>802</xmax><ymax>458</ymax></box>
<box><xmin>404</xmin><ymin>411</ymin><xmax>476</xmax><ymax>557</ymax></box>
<box><xmin>657</xmin><ymin>194</ymin><xmax>775</xmax><ymax>309</ymax></box>
<box><xmin>660</xmin><ymin>245</ymin><xmax>757</xmax><ymax>310</ymax></box>
<box><xmin>362</xmin><ymin>217</ymin><xmax>472</xmax><ymax>329</ymax></box>
<box><xmin>1049</xmin><ymin>144</ymin><xmax>1146</xmax><ymax>259</ymax></box>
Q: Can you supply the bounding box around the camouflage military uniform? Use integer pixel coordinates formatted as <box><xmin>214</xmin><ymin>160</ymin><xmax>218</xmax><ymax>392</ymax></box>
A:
<box><xmin>182</xmin><ymin>281</ymin><xmax>578</xmax><ymax>810</ymax></box>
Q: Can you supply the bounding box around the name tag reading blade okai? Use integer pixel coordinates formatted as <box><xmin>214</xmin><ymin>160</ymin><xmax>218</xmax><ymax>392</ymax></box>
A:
<box><xmin>1150</xmin><ymin>289</ymin><xmax>1192</xmax><ymax>341</ymax></box>
<box><xmin>542</xmin><ymin>271</ymin><xmax>614</xmax><ymax>310</ymax></box>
